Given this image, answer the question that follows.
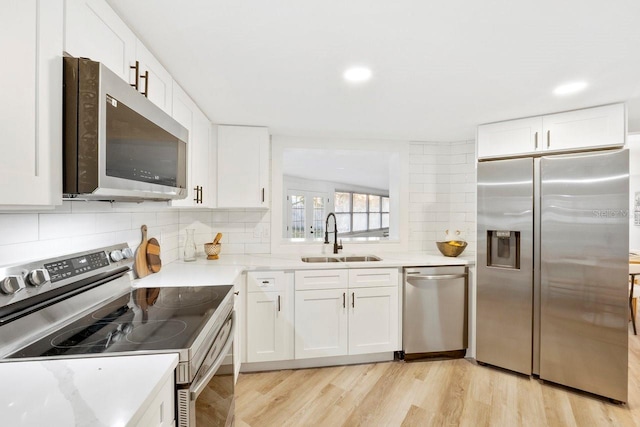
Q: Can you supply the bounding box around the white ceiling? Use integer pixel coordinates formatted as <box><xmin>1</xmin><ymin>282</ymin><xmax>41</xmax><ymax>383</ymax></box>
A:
<box><xmin>108</xmin><ymin>0</ymin><xmax>640</xmax><ymax>141</ymax></box>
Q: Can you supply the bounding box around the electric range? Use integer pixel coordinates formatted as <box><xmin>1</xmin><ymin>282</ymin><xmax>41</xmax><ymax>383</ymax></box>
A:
<box><xmin>0</xmin><ymin>243</ymin><xmax>235</xmax><ymax>426</ymax></box>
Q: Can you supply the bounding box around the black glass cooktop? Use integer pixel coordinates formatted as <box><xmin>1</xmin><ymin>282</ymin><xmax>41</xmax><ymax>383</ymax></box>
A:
<box><xmin>8</xmin><ymin>285</ymin><xmax>233</xmax><ymax>358</ymax></box>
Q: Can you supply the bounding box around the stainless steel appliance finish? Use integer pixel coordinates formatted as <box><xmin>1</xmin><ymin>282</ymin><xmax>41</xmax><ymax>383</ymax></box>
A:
<box><xmin>403</xmin><ymin>266</ymin><xmax>468</xmax><ymax>355</ymax></box>
<box><xmin>539</xmin><ymin>151</ymin><xmax>629</xmax><ymax>402</ymax></box>
<box><xmin>63</xmin><ymin>56</ymin><xmax>188</xmax><ymax>202</ymax></box>
<box><xmin>476</xmin><ymin>158</ymin><xmax>534</xmax><ymax>375</ymax></box>
<box><xmin>477</xmin><ymin>149</ymin><xmax>629</xmax><ymax>402</ymax></box>
<box><xmin>0</xmin><ymin>244</ymin><xmax>236</xmax><ymax>426</ymax></box>
<box><xmin>185</xmin><ymin>312</ymin><xmax>235</xmax><ymax>427</ymax></box>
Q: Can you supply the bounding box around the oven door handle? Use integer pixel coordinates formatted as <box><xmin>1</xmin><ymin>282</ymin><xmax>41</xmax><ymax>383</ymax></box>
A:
<box><xmin>190</xmin><ymin>311</ymin><xmax>236</xmax><ymax>400</ymax></box>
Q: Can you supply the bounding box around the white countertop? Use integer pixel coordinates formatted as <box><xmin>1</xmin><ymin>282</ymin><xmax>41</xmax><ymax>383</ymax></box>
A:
<box><xmin>0</xmin><ymin>353</ymin><xmax>178</xmax><ymax>427</ymax></box>
<box><xmin>131</xmin><ymin>251</ymin><xmax>474</xmax><ymax>287</ymax></box>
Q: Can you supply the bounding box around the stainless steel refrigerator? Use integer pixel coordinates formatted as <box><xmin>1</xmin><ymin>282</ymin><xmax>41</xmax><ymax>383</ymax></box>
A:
<box><xmin>476</xmin><ymin>149</ymin><xmax>629</xmax><ymax>402</ymax></box>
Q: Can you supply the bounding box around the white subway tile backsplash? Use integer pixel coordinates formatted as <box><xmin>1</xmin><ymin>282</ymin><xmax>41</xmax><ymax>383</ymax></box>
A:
<box><xmin>408</xmin><ymin>164</ymin><xmax>424</xmax><ymax>174</ymax></box>
<box><xmin>69</xmin><ymin>201</ymin><xmax>115</xmax><ymax>213</ymax></box>
<box><xmin>222</xmin><ymin>243</ymin><xmax>247</xmax><ymax>255</ymax></box>
<box><xmin>157</xmin><ymin>211</ymin><xmax>180</xmax><ymax>226</ymax></box>
<box><xmin>409</xmin><ymin>154</ymin><xmax>428</xmax><ymax>165</ymax></box>
<box><xmin>95</xmin><ymin>213</ymin><xmax>132</xmax><ymax>233</ymax></box>
<box><xmin>245</xmin><ymin>243</ymin><xmax>270</xmax><ymax>254</ymax></box>
<box><xmin>409</xmin><ymin>144</ymin><xmax>424</xmax><ymax>154</ymax></box>
<box><xmin>0</xmin><ymin>238</ymin><xmax>73</xmax><ymax>265</ymax></box>
<box><xmin>229</xmin><ymin>211</ymin><xmax>264</xmax><ymax>223</ymax></box>
<box><xmin>211</xmin><ymin>211</ymin><xmax>230</xmax><ymax>222</ymax></box>
<box><xmin>39</xmin><ymin>213</ymin><xmax>96</xmax><ymax>240</ymax></box>
<box><xmin>0</xmin><ymin>214</ymin><xmax>38</xmax><ymax>245</ymax></box>
<box><xmin>408</xmin><ymin>139</ymin><xmax>476</xmax><ymax>254</ymax></box>
<box><xmin>178</xmin><ymin>211</ymin><xmax>212</xmax><ymax>225</ymax></box>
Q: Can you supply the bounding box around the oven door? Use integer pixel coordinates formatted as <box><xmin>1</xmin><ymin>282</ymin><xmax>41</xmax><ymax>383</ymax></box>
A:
<box><xmin>178</xmin><ymin>311</ymin><xmax>235</xmax><ymax>427</ymax></box>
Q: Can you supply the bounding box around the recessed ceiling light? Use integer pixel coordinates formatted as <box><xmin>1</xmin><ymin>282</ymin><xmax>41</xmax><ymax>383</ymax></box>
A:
<box><xmin>553</xmin><ymin>81</ymin><xmax>588</xmax><ymax>96</ymax></box>
<box><xmin>343</xmin><ymin>67</ymin><xmax>372</xmax><ymax>83</ymax></box>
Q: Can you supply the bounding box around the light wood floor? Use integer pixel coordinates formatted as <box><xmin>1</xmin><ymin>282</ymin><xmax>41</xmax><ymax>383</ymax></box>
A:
<box><xmin>236</xmin><ymin>332</ymin><xmax>640</xmax><ymax>426</ymax></box>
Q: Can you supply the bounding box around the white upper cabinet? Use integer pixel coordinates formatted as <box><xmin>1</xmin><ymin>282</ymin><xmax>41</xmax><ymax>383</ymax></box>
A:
<box><xmin>477</xmin><ymin>103</ymin><xmax>625</xmax><ymax>159</ymax></box>
<box><xmin>65</xmin><ymin>0</ymin><xmax>136</xmax><ymax>81</ymax></box>
<box><xmin>541</xmin><ymin>104</ymin><xmax>626</xmax><ymax>152</ymax></box>
<box><xmin>170</xmin><ymin>84</ymin><xmax>212</xmax><ymax>208</ymax></box>
<box><xmin>217</xmin><ymin>125</ymin><xmax>270</xmax><ymax>209</ymax></box>
<box><xmin>134</xmin><ymin>40</ymin><xmax>173</xmax><ymax>114</ymax></box>
<box><xmin>0</xmin><ymin>0</ymin><xmax>63</xmax><ymax>209</ymax></box>
<box><xmin>477</xmin><ymin>117</ymin><xmax>542</xmax><ymax>159</ymax></box>
<box><xmin>65</xmin><ymin>0</ymin><xmax>174</xmax><ymax>113</ymax></box>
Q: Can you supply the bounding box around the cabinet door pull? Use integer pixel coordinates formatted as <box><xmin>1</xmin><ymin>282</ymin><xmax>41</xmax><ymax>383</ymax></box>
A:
<box><xmin>352</xmin><ymin>292</ymin><xmax>355</xmax><ymax>308</ymax></box>
<box><xmin>130</xmin><ymin>61</ymin><xmax>140</xmax><ymax>90</ymax></box>
<box><xmin>534</xmin><ymin>131</ymin><xmax>538</xmax><ymax>149</ymax></box>
<box><xmin>277</xmin><ymin>295</ymin><xmax>281</xmax><ymax>312</ymax></box>
<box><xmin>261</xmin><ymin>188</ymin><xmax>265</xmax><ymax>203</ymax></box>
<box><xmin>342</xmin><ymin>292</ymin><xmax>345</xmax><ymax>308</ymax></box>
<box><xmin>547</xmin><ymin>130</ymin><xmax>551</xmax><ymax>148</ymax></box>
<box><xmin>193</xmin><ymin>186</ymin><xmax>203</xmax><ymax>203</ymax></box>
<box><xmin>140</xmin><ymin>70</ymin><xmax>149</xmax><ymax>98</ymax></box>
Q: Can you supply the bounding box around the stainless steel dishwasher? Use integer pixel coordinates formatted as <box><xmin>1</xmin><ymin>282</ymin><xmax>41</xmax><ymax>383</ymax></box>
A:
<box><xmin>403</xmin><ymin>266</ymin><xmax>468</xmax><ymax>358</ymax></box>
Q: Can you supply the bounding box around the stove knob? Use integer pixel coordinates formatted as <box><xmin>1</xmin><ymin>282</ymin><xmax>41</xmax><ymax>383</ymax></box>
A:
<box><xmin>1</xmin><ymin>275</ymin><xmax>25</xmax><ymax>295</ymax></box>
<box><xmin>121</xmin><ymin>248</ymin><xmax>134</xmax><ymax>259</ymax></box>
<box><xmin>26</xmin><ymin>269</ymin><xmax>50</xmax><ymax>287</ymax></box>
<box><xmin>110</xmin><ymin>250</ymin><xmax>124</xmax><ymax>262</ymax></box>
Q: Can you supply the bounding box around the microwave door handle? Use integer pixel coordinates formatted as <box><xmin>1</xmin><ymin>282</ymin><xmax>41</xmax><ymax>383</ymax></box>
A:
<box><xmin>190</xmin><ymin>312</ymin><xmax>236</xmax><ymax>400</ymax></box>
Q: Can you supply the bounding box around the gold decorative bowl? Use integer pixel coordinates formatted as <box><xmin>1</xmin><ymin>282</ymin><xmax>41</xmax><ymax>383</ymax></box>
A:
<box><xmin>436</xmin><ymin>240</ymin><xmax>467</xmax><ymax>257</ymax></box>
<box><xmin>204</xmin><ymin>243</ymin><xmax>221</xmax><ymax>260</ymax></box>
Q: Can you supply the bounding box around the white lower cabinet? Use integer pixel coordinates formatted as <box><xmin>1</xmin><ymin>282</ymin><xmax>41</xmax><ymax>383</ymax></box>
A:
<box><xmin>136</xmin><ymin>372</ymin><xmax>175</xmax><ymax>427</ymax></box>
<box><xmin>245</xmin><ymin>268</ymin><xmax>400</xmax><ymax>364</ymax></box>
<box><xmin>348</xmin><ymin>286</ymin><xmax>399</xmax><ymax>355</ymax></box>
<box><xmin>245</xmin><ymin>272</ymin><xmax>294</xmax><ymax>363</ymax></box>
<box><xmin>293</xmin><ymin>268</ymin><xmax>400</xmax><ymax>360</ymax></box>
<box><xmin>295</xmin><ymin>288</ymin><xmax>349</xmax><ymax>359</ymax></box>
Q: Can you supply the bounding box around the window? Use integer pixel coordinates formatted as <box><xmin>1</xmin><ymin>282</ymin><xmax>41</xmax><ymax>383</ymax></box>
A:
<box><xmin>334</xmin><ymin>191</ymin><xmax>389</xmax><ymax>234</ymax></box>
<box><xmin>286</xmin><ymin>191</ymin><xmax>327</xmax><ymax>239</ymax></box>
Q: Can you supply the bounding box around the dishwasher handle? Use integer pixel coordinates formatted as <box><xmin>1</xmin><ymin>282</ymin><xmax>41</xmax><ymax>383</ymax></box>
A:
<box><xmin>406</xmin><ymin>273</ymin><xmax>467</xmax><ymax>281</ymax></box>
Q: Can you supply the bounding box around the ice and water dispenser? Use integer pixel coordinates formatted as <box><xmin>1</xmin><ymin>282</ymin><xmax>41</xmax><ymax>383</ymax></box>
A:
<box><xmin>487</xmin><ymin>230</ymin><xmax>520</xmax><ymax>269</ymax></box>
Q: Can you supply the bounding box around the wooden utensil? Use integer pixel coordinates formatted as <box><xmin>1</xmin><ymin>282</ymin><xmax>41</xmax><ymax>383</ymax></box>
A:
<box><xmin>213</xmin><ymin>232</ymin><xmax>223</xmax><ymax>244</ymax></box>
<box><xmin>146</xmin><ymin>237</ymin><xmax>162</xmax><ymax>273</ymax></box>
<box><xmin>134</xmin><ymin>225</ymin><xmax>150</xmax><ymax>279</ymax></box>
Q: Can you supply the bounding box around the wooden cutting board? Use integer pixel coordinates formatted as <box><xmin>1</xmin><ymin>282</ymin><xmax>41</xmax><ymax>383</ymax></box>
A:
<box><xmin>146</xmin><ymin>237</ymin><xmax>162</xmax><ymax>273</ymax></box>
<box><xmin>134</xmin><ymin>225</ymin><xmax>150</xmax><ymax>278</ymax></box>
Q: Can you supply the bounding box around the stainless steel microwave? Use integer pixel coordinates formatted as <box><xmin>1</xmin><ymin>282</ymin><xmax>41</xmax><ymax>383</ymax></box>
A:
<box><xmin>63</xmin><ymin>56</ymin><xmax>188</xmax><ymax>201</ymax></box>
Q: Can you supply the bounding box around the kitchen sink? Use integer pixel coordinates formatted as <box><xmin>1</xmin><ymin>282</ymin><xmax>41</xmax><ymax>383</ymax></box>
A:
<box><xmin>341</xmin><ymin>255</ymin><xmax>382</xmax><ymax>262</ymax></box>
<box><xmin>300</xmin><ymin>255</ymin><xmax>382</xmax><ymax>263</ymax></box>
<box><xmin>300</xmin><ymin>256</ymin><xmax>342</xmax><ymax>263</ymax></box>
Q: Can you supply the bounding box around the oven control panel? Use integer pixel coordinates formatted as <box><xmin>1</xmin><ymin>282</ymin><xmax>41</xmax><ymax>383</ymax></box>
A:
<box><xmin>45</xmin><ymin>251</ymin><xmax>111</xmax><ymax>283</ymax></box>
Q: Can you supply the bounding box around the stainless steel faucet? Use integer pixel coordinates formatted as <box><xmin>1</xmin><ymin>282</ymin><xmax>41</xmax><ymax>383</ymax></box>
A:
<box><xmin>324</xmin><ymin>213</ymin><xmax>343</xmax><ymax>254</ymax></box>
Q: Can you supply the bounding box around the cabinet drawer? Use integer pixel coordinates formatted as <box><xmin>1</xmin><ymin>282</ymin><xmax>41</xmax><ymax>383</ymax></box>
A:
<box><xmin>295</xmin><ymin>269</ymin><xmax>348</xmax><ymax>291</ymax></box>
<box><xmin>349</xmin><ymin>268</ymin><xmax>399</xmax><ymax>288</ymax></box>
<box><xmin>247</xmin><ymin>271</ymin><xmax>286</xmax><ymax>292</ymax></box>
